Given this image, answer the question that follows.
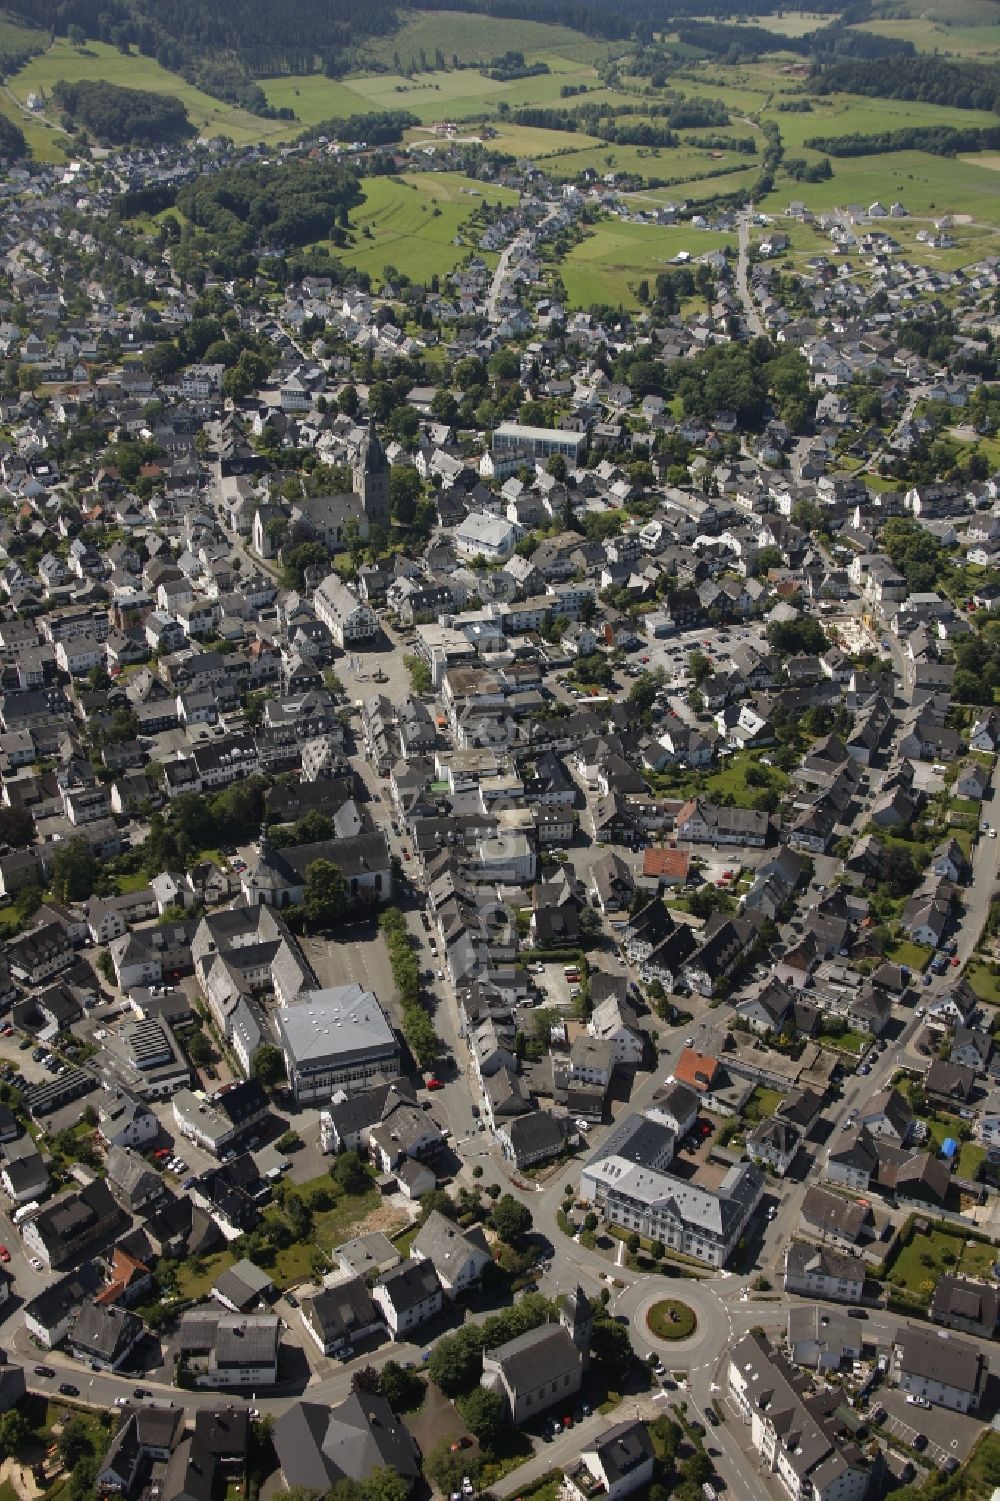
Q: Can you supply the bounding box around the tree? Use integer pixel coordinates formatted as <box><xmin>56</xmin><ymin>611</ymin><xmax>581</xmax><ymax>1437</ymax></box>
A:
<box><xmin>404</xmin><ymin>654</ymin><xmax>432</xmax><ymax>695</ymax></box>
<box><xmin>628</xmin><ymin>670</ymin><xmax>663</xmax><ymax>716</ymax></box>
<box><xmin>96</xmin><ymin>950</ymin><xmax>116</xmax><ymax>985</ymax></box>
<box><xmin>427</xmin><ymin>1325</ymin><xmax>486</xmax><ymax>1396</ymax></box>
<box><xmin>490</xmin><ymin>1193</ymin><xmax>532</xmax><ymax>1244</ymax></box>
<box><xmin>303</xmin><ymin>859</ymin><xmax>349</xmax><ymax>929</ymax></box>
<box><xmin>51</xmin><ymin>836</ymin><xmax>99</xmax><ymax>902</ymax></box>
<box><xmin>390</xmin><ymin>465</ymin><xmax>422</xmax><ymax>526</ymax></box>
<box><xmin>351</xmin><ymin>1364</ymin><xmax>382</xmax><ymax>1394</ymax></box>
<box><xmin>379</xmin><ymin>1360</ymin><xmax>424</xmax><ymax>1411</ymax></box>
<box><xmin>546</xmin><ymin>453</ymin><xmax>567</xmax><ymax>481</ymax></box>
<box><xmin>688</xmin><ymin>650</ymin><xmax>712</xmax><ymax>686</ymax></box>
<box><xmin>292</xmin><ymin>810</ymin><xmax>335</xmax><ymax>845</ymax></box>
<box><xmin>0</xmin><ymin>1409</ymin><xmax>27</xmax><ymax>1460</ymax></box>
<box><xmin>58</xmin><ymin>1419</ymin><xmax>94</xmax><ymax>1469</ymax></box>
<box><xmin>187</xmin><ymin>1031</ymin><xmax>212</xmax><ymax>1066</ymax></box>
<box><xmin>332</xmin><ymin>1149</ymin><xmax>370</xmax><ymax>1194</ymax></box>
<box><xmin>460</xmin><ymin>1387</ymin><xmax>507</xmax><ymax>1449</ymax></box>
<box><xmin>590</xmin><ymin>1316</ymin><xmax>634</xmax><ymax>1385</ymax></box>
<box><xmin>363</xmin><ymin>1470</ymin><xmax>411</xmax><ymax>1501</ymax></box>
<box><xmin>251</xmin><ymin>1043</ymin><xmax>286</xmax><ymax>1089</ymax></box>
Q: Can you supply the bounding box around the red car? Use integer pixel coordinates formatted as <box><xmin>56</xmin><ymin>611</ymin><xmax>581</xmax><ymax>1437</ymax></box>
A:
<box><xmin>951</xmin><ymin>957</ymin><xmax>961</xmax><ymax>966</ymax></box>
<box><xmin>0</xmin><ymin>1246</ymin><xmax>10</xmax><ymax>1263</ymax></box>
<box><xmin>153</xmin><ymin>1147</ymin><xmax>171</xmax><ymax>1159</ymax></box>
<box><xmin>426</xmin><ymin>1077</ymin><xmax>444</xmax><ymax>1091</ymax></box>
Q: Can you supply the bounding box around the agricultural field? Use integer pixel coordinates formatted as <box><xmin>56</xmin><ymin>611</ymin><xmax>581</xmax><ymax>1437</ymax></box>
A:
<box><xmin>332</xmin><ymin>170</ymin><xmax>517</xmax><ymax>280</ymax></box>
<box><xmin>406</xmin><ymin>119</ymin><xmax>606</xmax><ymax>160</ymax></box>
<box><xmin>559</xmin><ymin>217</ymin><xmax>735</xmax><ymax>309</ymax></box>
<box><xmin>765</xmin><ymin>149</ymin><xmax>1000</xmax><ymax>219</ymax></box>
<box><xmin>852</xmin><ymin>16</ymin><xmax>1000</xmax><ymax>54</ymax></box>
<box><xmin>9</xmin><ymin>39</ymin><xmax>288</xmax><ymax>146</ymax></box>
<box><xmin>0</xmin><ymin>15</ymin><xmax>48</xmax><ymax>54</ymax></box>
<box><xmin>361</xmin><ymin>9</ymin><xmax>619</xmax><ymax>67</ymax></box>
<box><xmin>748</xmin><ymin>10</ymin><xmax>842</xmax><ymax>35</ymax></box>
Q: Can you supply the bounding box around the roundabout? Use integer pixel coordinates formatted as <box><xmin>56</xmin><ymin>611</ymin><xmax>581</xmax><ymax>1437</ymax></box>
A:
<box><xmin>646</xmin><ymin>1298</ymin><xmax>698</xmax><ymax>1341</ymax></box>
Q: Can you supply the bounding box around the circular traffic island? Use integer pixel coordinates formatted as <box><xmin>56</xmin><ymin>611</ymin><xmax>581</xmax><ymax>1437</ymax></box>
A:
<box><xmin>646</xmin><ymin>1299</ymin><xmax>697</xmax><ymax>1341</ymax></box>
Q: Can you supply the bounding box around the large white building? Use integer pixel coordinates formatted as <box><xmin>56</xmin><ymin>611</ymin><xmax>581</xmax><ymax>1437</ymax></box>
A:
<box><xmin>313</xmin><ymin>576</ymin><xmax>377</xmax><ymax>648</ymax></box>
<box><xmin>729</xmin><ymin>1331</ymin><xmax>870</xmax><ymax>1501</ymax></box>
<box><xmin>580</xmin><ymin>1112</ymin><xmax>763</xmax><ymax>1268</ymax></box>
<box><xmin>275</xmin><ymin>985</ymin><xmax>400</xmax><ymax>1105</ymax></box>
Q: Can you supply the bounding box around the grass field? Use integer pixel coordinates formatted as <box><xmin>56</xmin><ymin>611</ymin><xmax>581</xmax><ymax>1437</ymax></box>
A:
<box><xmin>361</xmin><ymin>9</ymin><xmax>618</xmax><ymax>67</ymax></box>
<box><xmin>10</xmin><ymin>39</ymin><xmax>288</xmax><ymax>145</ymax></box>
<box><xmin>888</xmin><ymin>1224</ymin><xmax>996</xmax><ymax>1304</ymax></box>
<box><xmin>406</xmin><ymin>119</ymin><xmax>606</xmax><ymax>159</ymax></box>
<box><xmin>853</xmin><ymin>16</ymin><xmax>1000</xmax><ymax>53</ymax></box>
<box><xmin>751</xmin><ymin>10</ymin><xmax>841</xmax><ymax>35</ymax></box>
<box><xmin>0</xmin><ymin>16</ymin><xmax>48</xmax><ymax>53</ymax></box>
<box><xmin>560</xmin><ymin>217</ymin><xmax>735</xmax><ymax>308</ymax></box>
<box><xmin>334</xmin><ymin>170</ymin><xmax>515</xmax><ymax>280</ymax></box>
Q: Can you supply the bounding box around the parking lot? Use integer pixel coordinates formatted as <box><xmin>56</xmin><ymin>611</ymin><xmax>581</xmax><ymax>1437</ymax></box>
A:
<box><xmin>875</xmin><ymin>1387</ymin><xmax>982</xmax><ymax>1469</ymax></box>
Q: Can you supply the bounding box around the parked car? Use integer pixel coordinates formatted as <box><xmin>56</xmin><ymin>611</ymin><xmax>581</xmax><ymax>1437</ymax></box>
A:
<box><xmin>33</xmin><ymin>1365</ymin><xmax>54</xmax><ymax>1379</ymax></box>
<box><xmin>58</xmin><ymin>1384</ymin><xmax>79</xmax><ymax>1397</ymax></box>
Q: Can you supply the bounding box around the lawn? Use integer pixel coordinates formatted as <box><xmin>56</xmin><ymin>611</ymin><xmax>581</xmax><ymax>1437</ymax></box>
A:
<box><xmin>966</xmin><ymin>960</ymin><xmax>1000</xmax><ymax>1004</ymax></box>
<box><xmin>9</xmin><ymin>40</ymin><xmax>290</xmax><ymax>146</ymax></box>
<box><xmin>646</xmin><ymin>1298</ymin><xmax>697</xmax><ymax>1340</ymax></box>
<box><xmin>745</xmin><ymin>1085</ymin><xmax>785</xmax><ymax>1123</ymax></box>
<box><xmin>888</xmin><ymin>1224</ymin><xmax>997</xmax><ymax>1306</ymax></box>
<box><xmin>849</xmin><ymin>16</ymin><xmax>1000</xmax><ymax>55</ymax></box>
<box><xmin>815</xmin><ymin>1025</ymin><xmax>868</xmax><ymax>1055</ymax></box>
<box><xmin>334</xmin><ymin>171</ymin><xmax>513</xmax><ymax>280</ymax></box>
<box><xmin>887</xmin><ymin>939</ymin><xmax>933</xmax><ymax>972</ymax></box>
<box><xmin>560</xmin><ymin>217</ymin><xmax>736</xmax><ymax>309</ymax></box>
<box><xmin>361</xmin><ymin>9</ymin><xmax>618</xmax><ymax>67</ymax></box>
<box><xmin>705</xmin><ymin>750</ymin><xmax>788</xmax><ymax>808</ymax></box>
<box><xmin>177</xmin><ymin>1177</ymin><xmax>390</xmax><ymax>1297</ymax></box>
<box><xmin>116</xmin><ymin>871</ymin><xmax>152</xmax><ymax>894</ymax></box>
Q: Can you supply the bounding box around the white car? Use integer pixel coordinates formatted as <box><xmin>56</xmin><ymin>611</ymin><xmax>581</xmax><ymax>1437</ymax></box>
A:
<box><xmin>114</xmin><ymin>1396</ymin><xmax>129</xmax><ymax>1407</ymax></box>
<box><xmin>29</xmin><ymin>1257</ymin><xmax>43</xmax><ymax>1271</ymax></box>
<box><xmin>906</xmin><ymin>1395</ymin><xmax>931</xmax><ymax>1409</ymax></box>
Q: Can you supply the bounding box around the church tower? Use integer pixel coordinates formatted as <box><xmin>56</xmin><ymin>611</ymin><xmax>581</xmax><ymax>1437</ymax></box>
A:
<box><xmin>560</xmin><ymin>1285</ymin><xmax>593</xmax><ymax>1369</ymax></box>
<box><xmin>354</xmin><ymin>414</ymin><xmax>391</xmax><ymax>530</ymax></box>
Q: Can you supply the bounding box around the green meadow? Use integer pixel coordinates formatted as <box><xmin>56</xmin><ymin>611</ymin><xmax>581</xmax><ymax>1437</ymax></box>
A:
<box><xmin>559</xmin><ymin>218</ymin><xmax>736</xmax><ymax>309</ymax></box>
<box><xmin>332</xmin><ymin>171</ymin><xmax>517</xmax><ymax>280</ymax></box>
<box><xmin>10</xmin><ymin>38</ymin><xmax>288</xmax><ymax>145</ymax></box>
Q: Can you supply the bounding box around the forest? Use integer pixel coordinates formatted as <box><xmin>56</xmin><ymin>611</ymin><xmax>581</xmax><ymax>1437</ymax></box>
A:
<box><xmin>175</xmin><ymin>156</ymin><xmax>362</xmax><ymax>254</ymax></box>
<box><xmin>7</xmin><ymin>0</ymin><xmax>845</xmax><ymax>91</ymax></box>
<box><xmin>51</xmin><ymin>78</ymin><xmax>194</xmax><ymax>145</ymax></box>
<box><xmin>0</xmin><ymin>115</ymin><xmax>25</xmax><ymax>159</ymax></box>
<box><xmin>804</xmin><ymin>124</ymin><xmax>1000</xmax><ymax>157</ymax></box>
<box><xmin>676</xmin><ymin>17</ymin><xmax>913</xmax><ymax>59</ymax></box>
<box><xmin>298</xmin><ymin>109</ymin><xmax>419</xmax><ymax>145</ymax></box>
<box><xmin>812</xmin><ymin>55</ymin><xmax>1000</xmax><ymax>112</ymax></box>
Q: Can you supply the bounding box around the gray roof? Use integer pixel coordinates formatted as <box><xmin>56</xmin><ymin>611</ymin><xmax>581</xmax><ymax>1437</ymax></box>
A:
<box><xmin>895</xmin><ymin>1325</ymin><xmax>986</xmax><ymax>1393</ymax></box>
<box><xmin>213</xmin><ymin>1258</ymin><xmax>274</xmax><ymax>1310</ymax></box>
<box><xmin>412</xmin><ymin>1211</ymin><xmax>489</xmax><ymax>1276</ymax></box>
<box><xmin>376</xmin><ymin>1259</ymin><xmax>441</xmax><ymax>1313</ymax></box>
<box><xmin>485</xmin><ymin>1323</ymin><xmax>580</xmax><ymax>1394</ymax></box>
<box><xmin>785</xmin><ymin>1240</ymin><xmax>864</xmax><ymax>1283</ymax></box>
<box><xmin>71</xmin><ymin>1301</ymin><xmax>141</xmax><ymax>1361</ymax></box>
<box><xmin>276</xmin><ymin>985</ymin><xmax>396</xmax><ymax>1066</ymax></box>
<box><xmin>274</xmin><ymin>1394</ymin><xmax>420</xmax><ymax>1493</ymax></box>
<box><xmin>303</xmin><ymin>1278</ymin><xmax>380</xmax><ymax>1342</ymax></box>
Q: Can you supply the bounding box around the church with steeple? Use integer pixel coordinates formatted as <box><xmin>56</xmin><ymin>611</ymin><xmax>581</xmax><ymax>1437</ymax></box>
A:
<box><xmin>252</xmin><ymin>415</ymin><xmax>391</xmax><ymax>559</ymax></box>
<box><xmin>353</xmin><ymin>414</ymin><xmax>391</xmax><ymax>530</ymax></box>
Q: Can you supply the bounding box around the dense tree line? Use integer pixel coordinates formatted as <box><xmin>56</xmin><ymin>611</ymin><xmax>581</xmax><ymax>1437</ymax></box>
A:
<box><xmin>0</xmin><ymin>115</ymin><xmax>25</xmax><ymax>159</ymax></box>
<box><xmin>676</xmin><ymin>17</ymin><xmax>912</xmax><ymax>60</ymax></box>
<box><xmin>508</xmin><ymin>93</ymin><xmax>729</xmax><ymax>146</ymax></box>
<box><xmin>52</xmin><ymin>78</ymin><xmax>194</xmax><ymax>145</ymax></box>
<box><xmin>666</xmin><ymin>338</ymin><xmax>813</xmax><ymax>431</ymax></box>
<box><xmin>8</xmin><ymin>0</ymin><xmax>399</xmax><ymax>101</ymax></box>
<box><xmin>176</xmin><ymin>156</ymin><xmax>361</xmax><ymax>252</ymax></box>
<box><xmin>812</xmin><ymin>55</ymin><xmax>1000</xmax><ymax>112</ymax></box>
<box><xmin>804</xmin><ymin>123</ymin><xmax>1000</xmax><ymax>157</ymax></box>
<box><xmin>298</xmin><ymin>109</ymin><xmax>418</xmax><ymax>145</ymax></box>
